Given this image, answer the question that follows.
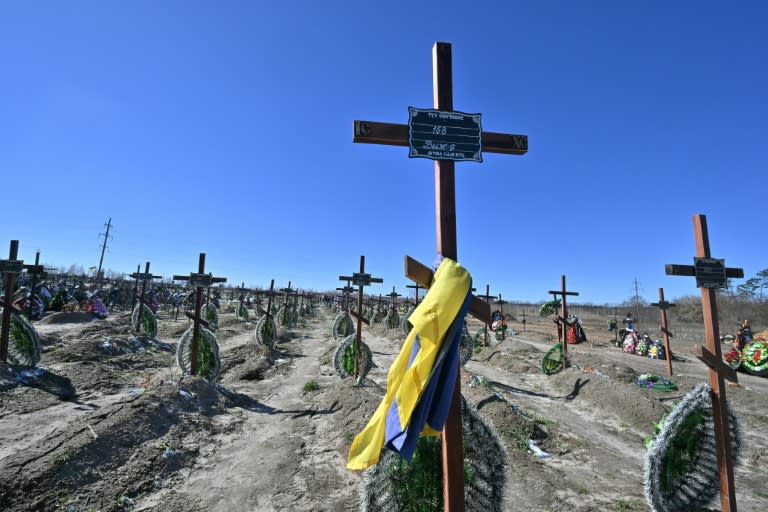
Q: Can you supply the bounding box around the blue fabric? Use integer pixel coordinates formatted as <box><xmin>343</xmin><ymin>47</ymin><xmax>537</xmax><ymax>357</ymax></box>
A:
<box><xmin>383</xmin><ymin>285</ymin><xmax>472</xmax><ymax>460</ymax></box>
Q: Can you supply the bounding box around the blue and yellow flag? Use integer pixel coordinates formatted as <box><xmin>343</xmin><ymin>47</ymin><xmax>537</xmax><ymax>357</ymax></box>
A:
<box><xmin>346</xmin><ymin>257</ymin><xmax>471</xmax><ymax>470</ymax></box>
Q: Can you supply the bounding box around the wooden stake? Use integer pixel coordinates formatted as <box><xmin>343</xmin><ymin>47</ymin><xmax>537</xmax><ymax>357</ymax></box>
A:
<box><xmin>548</xmin><ymin>275</ymin><xmax>578</xmax><ymax>369</ymax></box>
<box><xmin>650</xmin><ymin>288</ymin><xmax>675</xmax><ymax>377</ymax></box>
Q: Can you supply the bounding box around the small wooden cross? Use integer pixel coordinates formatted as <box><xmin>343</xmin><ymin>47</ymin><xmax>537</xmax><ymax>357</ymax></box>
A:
<box><xmin>476</xmin><ymin>284</ymin><xmax>495</xmax><ymax>345</ymax></box>
<box><xmin>387</xmin><ymin>286</ymin><xmax>401</xmax><ymax>310</ymax></box>
<box><xmin>650</xmin><ymin>288</ymin><xmax>675</xmax><ymax>377</ymax></box>
<box><xmin>172</xmin><ymin>253</ymin><xmax>226</xmax><ymax>375</ymax></box>
<box><xmin>406</xmin><ymin>282</ymin><xmax>424</xmax><ymax>305</ymax></box>
<box><xmin>130</xmin><ymin>262</ymin><xmax>162</xmax><ymax>331</ymax></box>
<box><xmin>0</xmin><ymin>240</ymin><xmax>24</xmax><ymax>362</ymax></box>
<box><xmin>339</xmin><ymin>256</ymin><xmax>383</xmax><ymax>379</ymax></box>
<box><xmin>280</xmin><ymin>281</ymin><xmax>295</xmax><ymax>307</ymax></box>
<box><xmin>548</xmin><ymin>275</ymin><xmax>579</xmax><ymax>369</ymax></box>
<box><xmin>261</xmin><ymin>280</ymin><xmax>279</xmax><ymax>319</ymax></box>
<box><xmin>493</xmin><ymin>293</ymin><xmax>509</xmax><ymax>340</ymax></box>
<box><xmin>520</xmin><ymin>309</ymin><xmax>527</xmax><ymax>332</ymax></box>
<box><xmin>665</xmin><ymin>214</ymin><xmax>742</xmax><ymax>512</ymax></box>
<box><xmin>18</xmin><ymin>251</ymin><xmax>46</xmax><ymax>316</ymax></box>
<box><xmin>335</xmin><ymin>279</ymin><xmax>357</xmax><ymax>312</ymax></box>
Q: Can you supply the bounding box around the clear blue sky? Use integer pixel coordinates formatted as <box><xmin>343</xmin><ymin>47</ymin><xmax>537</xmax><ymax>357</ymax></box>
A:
<box><xmin>2</xmin><ymin>1</ymin><xmax>766</xmax><ymax>304</ymax></box>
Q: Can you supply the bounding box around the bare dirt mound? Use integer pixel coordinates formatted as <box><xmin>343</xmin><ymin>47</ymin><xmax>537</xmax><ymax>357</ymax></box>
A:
<box><xmin>38</xmin><ymin>312</ymin><xmax>96</xmax><ymax>325</ymax></box>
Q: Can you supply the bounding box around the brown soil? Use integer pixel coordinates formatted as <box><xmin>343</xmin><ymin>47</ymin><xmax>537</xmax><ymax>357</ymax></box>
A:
<box><xmin>0</xmin><ymin>307</ymin><xmax>766</xmax><ymax>511</ymax></box>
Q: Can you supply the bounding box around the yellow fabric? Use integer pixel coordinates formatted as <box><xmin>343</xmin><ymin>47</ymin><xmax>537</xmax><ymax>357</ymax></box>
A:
<box><xmin>346</xmin><ymin>258</ymin><xmax>470</xmax><ymax>470</ymax></box>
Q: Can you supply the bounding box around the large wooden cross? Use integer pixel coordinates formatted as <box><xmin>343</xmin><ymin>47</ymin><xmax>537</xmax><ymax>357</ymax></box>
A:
<box><xmin>548</xmin><ymin>275</ymin><xmax>579</xmax><ymax>369</ymax></box>
<box><xmin>130</xmin><ymin>262</ymin><xmax>162</xmax><ymax>332</ymax></box>
<box><xmin>172</xmin><ymin>253</ymin><xmax>226</xmax><ymax>375</ymax></box>
<box><xmin>354</xmin><ymin>42</ymin><xmax>526</xmax><ymax>510</ymax></box>
<box><xmin>476</xmin><ymin>285</ymin><xmax>494</xmax><ymax>345</ymax></box>
<box><xmin>650</xmin><ymin>288</ymin><xmax>675</xmax><ymax>377</ymax></box>
<box><xmin>665</xmin><ymin>214</ymin><xmax>743</xmax><ymax>512</ymax></box>
<box><xmin>339</xmin><ymin>255</ymin><xmax>383</xmax><ymax>380</ymax></box>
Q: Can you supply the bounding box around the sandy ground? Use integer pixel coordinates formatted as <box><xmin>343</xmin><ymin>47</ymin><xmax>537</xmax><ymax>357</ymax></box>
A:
<box><xmin>0</xmin><ymin>305</ymin><xmax>766</xmax><ymax>512</ymax></box>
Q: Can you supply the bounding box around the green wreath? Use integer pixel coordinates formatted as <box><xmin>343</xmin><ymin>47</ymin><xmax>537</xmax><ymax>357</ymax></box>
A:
<box><xmin>332</xmin><ymin>312</ymin><xmax>355</xmax><ymax>340</ymax></box>
<box><xmin>401</xmin><ymin>305</ymin><xmax>415</xmax><ymax>335</ymax></box>
<box><xmin>385</xmin><ymin>309</ymin><xmax>400</xmax><ymax>330</ymax></box>
<box><xmin>644</xmin><ymin>383</ymin><xmax>740</xmax><ymax>512</ymax></box>
<box><xmin>176</xmin><ymin>326</ymin><xmax>221</xmax><ymax>380</ymax></box>
<box><xmin>333</xmin><ymin>334</ymin><xmax>372</xmax><ymax>380</ymax></box>
<box><xmin>539</xmin><ymin>300</ymin><xmax>560</xmax><ymax>317</ymax></box>
<box><xmin>254</xmin><ymin>315</ymin><xmax>278</xmax><ymax>348</ymax></box>
<box><xmin>131</xmin><ymin>302</ymin><xmax>158</xmax><ymax>338</ymax></box>
<box><xmin>202</xmin><ymin>303</ymin><xmax>219</xmax><ymax>330</ymax></box>
<box><xmin>541</xmin><ymin>343</ymin><xmax>563</xmax><ymax>375</ymax></box>
<box><xmin>8</xmin><ymin>313</ymin><xmax>41</xmax><ymax>367</ymax></box>
<box><xmin>741</xmin><ymin>340</ymin><xmax>768</xmax><ymax>375</ymax></box>
<box><xmin>234</xmin><ymin>302</ymin><xmax>249</xmax><ymax>321</ymax></box>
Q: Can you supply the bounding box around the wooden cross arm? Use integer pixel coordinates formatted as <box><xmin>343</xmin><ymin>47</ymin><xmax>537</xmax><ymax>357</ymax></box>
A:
<box><xmin>661</xmin><ymin>327</ymin><xmax>674</xmax><ymax>338</ymax></box>
<box><xmin>694</xmin><ymin>345</ymin><xmax>738</xmax><ymax>383</ymax></box>
<box><xmin>185</xmin><ymin>311</ymin><xmax>210</xmax><ymax>328</ymax></box>
<box><xmin>353</xmin><ymin>120</ymin><xmax>528</xmax><ymax>155</ymax></box>
<box><xmin>665</xmin><ymin>264</ymin><xmax>744</xmax><ymax>279</ymax></box>
<box><xmin>404</xmin><ymin>255</ymin><xmax>490</xmax><ymax>324</ymax></box>
<box><xmin>548</xmin><ymin>290</ymin><xmax>579</xmax><ymax>296</ymax></box>
<box><xmin>349</xmin><ymin>309</ymin><xmax>370</xmax><ymax>326</ymax></box>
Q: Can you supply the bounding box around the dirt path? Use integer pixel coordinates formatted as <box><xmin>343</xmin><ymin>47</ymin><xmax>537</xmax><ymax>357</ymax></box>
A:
<box><xmin>136</xmin><ymin>311</ymin><xmax>360</xmax><ymax>512</ymax></box>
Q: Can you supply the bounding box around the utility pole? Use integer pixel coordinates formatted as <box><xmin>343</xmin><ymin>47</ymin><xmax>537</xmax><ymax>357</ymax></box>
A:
<box><xmin>633</xmin><ymin>277</ymin><xmax>641</xmax><ymax>326</ymax></box>
<box><xmin>96</xmin><ymin>217</ymin><xmax>112</xmax><ymax>285</ymax></box>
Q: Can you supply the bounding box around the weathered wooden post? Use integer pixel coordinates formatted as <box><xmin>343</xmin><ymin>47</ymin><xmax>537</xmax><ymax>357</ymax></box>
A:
<box><xmin>130</xmin><ymin>262</ymin><xmax>161</xmax><ymax>332</ymax></box>
<box><xmin>172</xmin><ymin>254</ymin><xmax>226</xmax><ymax>375</ymax></box>
<box><xmin>339</xmin><ymin>256</ymin><xmax>383</xmax><ymax>379</ymax></box>
<box><xmin>354</xmin><ymin>41</ymin><xmax>527</xmax><ymax>510</ymax></box>
<box><xmin>520</xmin><ymin>308</ymin><xmax>527</xmax><ymax>332</ymax></box>
<box><xmin>0</xmin><ymin>241</ymin><xmax>22</xmax><ymax>363</ymax></box>
<box><xmin>650</xmin><ymin>288</ymin><xmax>675</xmax><ymax>377</ymax></box>
<box><xmin>665</xmin><ymin>214</ymin><xmax>743</xmax><ymax>512</ymax></box>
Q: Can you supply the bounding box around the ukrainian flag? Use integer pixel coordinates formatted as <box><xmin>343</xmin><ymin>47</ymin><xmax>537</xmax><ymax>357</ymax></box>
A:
<box><xmin>347</xmin><ymin>257</ymin><xmax>472</xmax><ymax>470</ymax></box>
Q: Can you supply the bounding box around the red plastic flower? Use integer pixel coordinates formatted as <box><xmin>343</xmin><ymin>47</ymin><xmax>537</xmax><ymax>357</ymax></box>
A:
<box><xmin>752</xmin><ymin>349</ymin><xmax>762</xmax><ymax>363</ymax></box>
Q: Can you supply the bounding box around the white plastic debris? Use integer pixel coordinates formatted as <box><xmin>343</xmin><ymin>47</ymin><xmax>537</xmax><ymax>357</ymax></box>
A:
<box><xmin>178</xmin><ymin>390</ymin><xmax>193</xmax><ymax>400</ymax></box>
<box><xmin>528</xmin><ymin>439</ymin><xmax>550</xmax><ymax>458</ymax></box>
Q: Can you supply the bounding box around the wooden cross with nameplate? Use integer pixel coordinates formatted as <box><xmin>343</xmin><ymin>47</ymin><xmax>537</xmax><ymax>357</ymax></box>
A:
<box><xmin>0</xmin><ymin>241</ymin><xmax>48</xmax><ymax>363</ymax></box>
<box><xmin>354</xmin><ymin>41</ymin><xmax>525</xmax><ymax>510</ymax></box>
<box><xmin>387</xmin><ymin>286</ymin><xmax>401</xmax><ymax>311</ymax></box>
<box><xmin>130</xmin><ymin>262</ymin><xmax>162</xmax><ymax>332</ymax></box>
<box><xmin>339</xmin><ymin>256</ymin><xmax>383</xmax><ymax>380</ymax></box>
<box><xmin>665</xmin><ymin>214</ymin><xmax>743</xmax><ymax>512</ymax></box>
<box><xmin>172</xmin><ymin>253</ymin><xmax>226</xmax><ymax>376</ymax></box>
<box><xmin>405</xmin><ymin>283</ymin><xmax>423</xmax><ymax>307</ymax></box>
<box><xmin>548</xmin><ymin>275</ymin><xmax>579</xmax><ymax>369</ymax></box>
<box><xmin>261</xmin><ymin>280</ymin><xmax>278</xmax><ymax>320</ymax></box>
<box><xmin>19</xmin><ymin>251</ymin><xmax>46</xmax><ymax>317</ymax></box>
<box><xmin>493</xmin><ymin>293</ymin><xmax>508</xmax><ymax>340</ymax></box>
<box><xmin>650</xmin><ymin>288</ymin><xmax>675</xmax><ymax>377</ymax></box>
<box><xmin>476</xmin><ymin>285</ymin><xmax>494</xmax><ymax>346</ymax></box>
